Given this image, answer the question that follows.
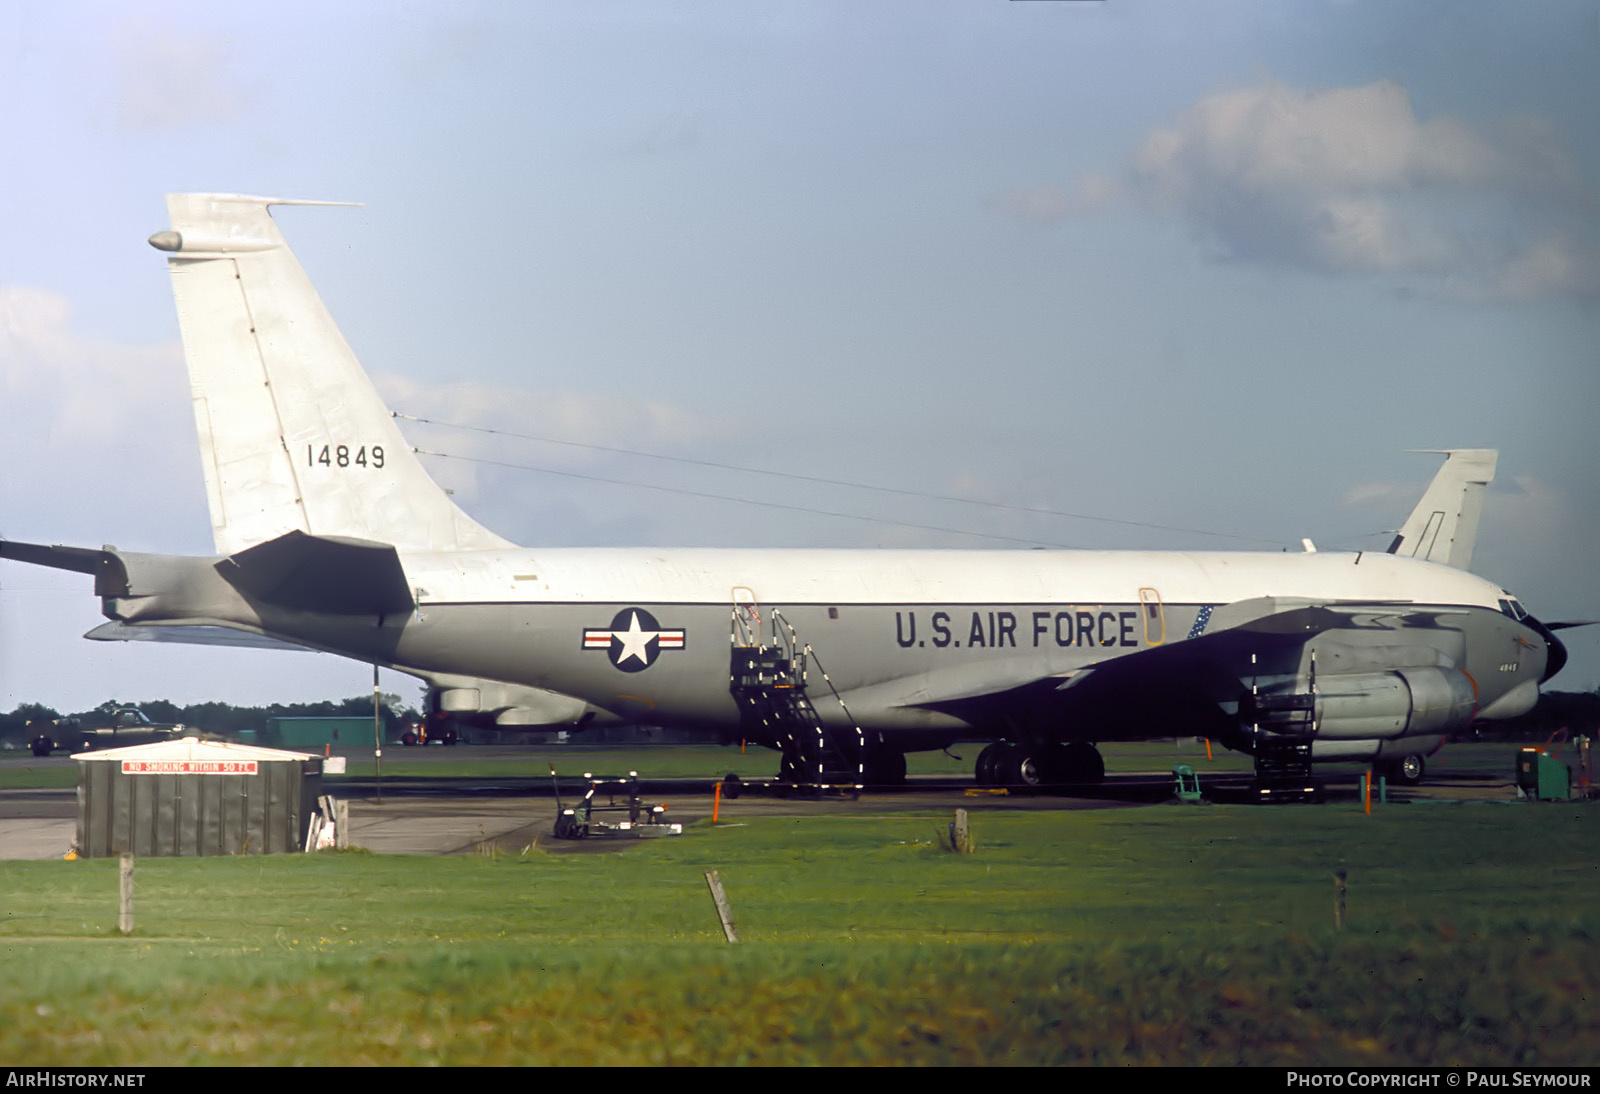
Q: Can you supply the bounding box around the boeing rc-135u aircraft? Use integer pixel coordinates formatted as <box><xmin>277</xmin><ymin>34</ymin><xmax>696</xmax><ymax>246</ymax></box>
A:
<box><xmin>0</xmin><ymin>194</ymin><xmax>1573</xmax><ymax>791</ymax></box>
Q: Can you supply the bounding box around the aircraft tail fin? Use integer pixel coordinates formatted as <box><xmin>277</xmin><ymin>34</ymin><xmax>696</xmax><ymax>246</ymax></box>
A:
<box><xmin>1386</xmin><ymin>449</ymin><xmax>1497</xmax><ymax>571</ymax></box>
<box><xmin>154</xmin><ymin>193</ymin><xmax>511</xmax><ymax>556</ymax></box>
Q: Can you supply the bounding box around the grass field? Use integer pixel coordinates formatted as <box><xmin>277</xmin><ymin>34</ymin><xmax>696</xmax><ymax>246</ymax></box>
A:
<box><xmin>2</xmin><ymin>800</ymin><xmax>1596</xmax><ymax>1065</ymax></box>
<box><xmin>336</xmin><ymin>736</ymin><xmax>1554</xmax><ymax>781</ymax></box>
<box><xmin>0</xmin><ymin>763</ymin><xmax>77</xmax><ymax>789</ymax></box>
<box><xmin>340</xmin><ymin>738</ymin><xmax>1264</xmax><ymax>780</ymax></box>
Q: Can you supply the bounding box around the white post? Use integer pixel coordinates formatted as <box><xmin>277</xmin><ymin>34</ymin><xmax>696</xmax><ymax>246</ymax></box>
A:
<box><xmin>705</xmin><ymin>870</ymin><xmax>740</xmax><ymax>942</ymax></box>
<box><xmin>118</xmin><ymin>854</ymin><xmax>134</xmax><ymax>934</ymax></box>
<box><xmin>373</xmin><ymin>663</ymin><xmax>383</xmax><ymax>802</ymax></box>
<box><xmin>950</xmin><ymin>808</ymin><xmax>974</xmax><ymax>853</ymax></box>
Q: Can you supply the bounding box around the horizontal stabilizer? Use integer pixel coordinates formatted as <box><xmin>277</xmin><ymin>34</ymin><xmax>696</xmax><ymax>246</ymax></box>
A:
<box><xmin>0</xmin><ymin>540</ymin><xmax>129</xmax><ymax>596</ymax></box>
<box><xmin>85</xmin><ymin>621</ymin><xmax>316</xmax><ymax>652</ymax></box>
<box><xmin>217</xmin><ymin>530</ymin><xmax>413</xmax><ymax>616</ymax></box>
<box><xmin>0</xmin><ymin>540</ymin><xmax>102</xmax><ymax>574</ymax></box>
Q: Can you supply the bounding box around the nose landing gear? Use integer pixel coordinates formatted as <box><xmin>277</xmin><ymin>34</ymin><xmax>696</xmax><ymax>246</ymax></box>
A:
<box><xmin>1381</xmin><ymin>752</ymin><xmax>1426</xmax><ymax>786</ymax></box>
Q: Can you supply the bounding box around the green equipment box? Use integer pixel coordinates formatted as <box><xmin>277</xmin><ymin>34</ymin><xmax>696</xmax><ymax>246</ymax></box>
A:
<box><xmin>267</xmin><ymin>716</ymin><xmax>373</xmax><ymax>748</ymax></box>
<box><xmin>1516</xmin><ymin>748</ymin><xmax>1570</xmax><ymax>801</ymax></box>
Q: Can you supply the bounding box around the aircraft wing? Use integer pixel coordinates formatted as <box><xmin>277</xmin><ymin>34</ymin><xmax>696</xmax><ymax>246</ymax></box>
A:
<box><xmin>845</xmin><ymin>600</ymin><xmax>1466</xmax><ymax>739</ymax></box>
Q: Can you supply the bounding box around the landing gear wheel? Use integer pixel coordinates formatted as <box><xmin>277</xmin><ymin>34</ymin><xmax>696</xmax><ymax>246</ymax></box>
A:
<box><xmin>975</xmin><ymin>743</ymin><xmax>1005</xmax><ymax>786</ymax></box>
<box><xmin>998</xmin><ymin>746</ymin><xmax>1043</xmax><ymax>787</ymax></box>
<box><xmin>1062</xmin><ymin>741</ymin><xmax>1105</xmax><ymax>784</ymax></box>
<box><xmin>865</xmin><ymin>750</ymin><xmax>907</xmax><ymax>786</ymax></box>
<box><xmin>29</xmin><ymin>736</ymin><xmax>53</xmax><ymax>757</ymax></box>
<box><xmin>1384</xmin><ymin>753</ymin><xmax>1426</xmax><ymax>787</ymax></box>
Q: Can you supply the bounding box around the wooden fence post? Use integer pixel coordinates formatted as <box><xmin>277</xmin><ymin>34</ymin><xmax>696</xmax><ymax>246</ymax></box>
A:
<box><xmin>949</xmin><ymin>808</ymin><xmax>973</xmax><ymax>853</ymax></box>
<box><xmin>119</xmin><ymin>854</ymin><xmax>134</xmax><ymax>934</ymax></box>
<box><xmin>705</xmin><ymin>870</ymin><xmax>740</xmax><ymax>942</ymax></box>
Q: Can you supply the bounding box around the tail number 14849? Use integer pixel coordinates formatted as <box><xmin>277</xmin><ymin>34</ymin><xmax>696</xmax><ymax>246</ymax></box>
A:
<box><xmin>307</xmin><ymin>444</ymin><xmax>385</xmax><ymax>469</ymax></box>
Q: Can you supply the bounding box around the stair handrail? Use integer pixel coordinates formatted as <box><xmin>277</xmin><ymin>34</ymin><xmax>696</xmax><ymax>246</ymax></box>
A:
<box><xmin>802</xmin><ymin>640</ymin><xmax>866</xmax><ymax>787</ymax></box>
<box><xmin>730</xmin><ymin>604</ymin><xmax>762</xmax><ymax>650</ymax></box>
<box><xmin>770</xmin><ymin>609</ymin><xmax>866</xmax><ymax>772</ymax></box>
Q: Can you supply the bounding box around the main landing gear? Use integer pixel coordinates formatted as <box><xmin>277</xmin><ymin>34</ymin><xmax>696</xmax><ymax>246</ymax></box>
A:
<box><xmin>974</xmin><ymin>741</ymin><xmax>1105</xmax><ymax>788</ymax></box>
<box><xmin>863</xmin><ymin>749</ymin><xmax>907</xmax><ymax>787</ymax></box>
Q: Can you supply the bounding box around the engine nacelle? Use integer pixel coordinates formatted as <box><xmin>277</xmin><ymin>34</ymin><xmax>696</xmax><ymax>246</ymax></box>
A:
<box><xmin>1309</xmin><ymin>735</ymin><xmax>1447</xmax><ymax>763</ymax></box>
<box><xmin>1311</xmin><ymin>667</ymin><xmax>1476</xmax><ymax>740</ymax></box>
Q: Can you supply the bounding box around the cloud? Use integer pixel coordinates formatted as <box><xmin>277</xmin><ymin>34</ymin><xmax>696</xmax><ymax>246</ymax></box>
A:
<box><xmin>0</xmin><ymin>285</ymin><xmax>203</xmax><ymax>549</ymax></box>
<box><xmin>111</xmin><ymin>22</ymin><xmax>251</xmax><ymax>130</ymax></box>
<box><xmin>0</xmin><ymin>292</ymin><xmax>723</xmax><ymax>551</ymax></box>
<box><xmin>1487</xmin><ymin>233</ymin><xmax>1600</xmax><ymax>302</ymax></box>
<box><xmin>0</xmin><ymin>286</ymin><xmax>186</xmax><ymax>438</ymax></box>
<box><xmin>1340</xmin><ymin>480</ymin><xmax>1413</xmax><ymax>508</ymax></box>
<box><xmin>1476</xmin><ymin>474</ymin><xmax>1600</xmax><ymax>613</ymax></box>
<box><xmin>377</xmin><ymin>374</ymin><xmax>708</xmax><ymax>457</ymax></box>
<box><xmin>992</xmin><ymin>173</ymin><xmax>1123</xmax><ymax>224</ymax></box>
<box><xmin>374</xmin><ymin>372</ymin><xmax>725</xmax><ymax>536</ymax></box>
<box><xmin>1488</xmin><ymin>473</ymin><xmax>1588</xmax><ymax>554</ymax></box>
<box><xmin>1003</xmin><ymin>79</ymin><xmax>1599</xmax><ymax>301</ymax></box>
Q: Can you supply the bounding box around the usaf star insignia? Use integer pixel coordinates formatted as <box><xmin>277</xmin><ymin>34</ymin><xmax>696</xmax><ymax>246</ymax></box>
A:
<box><xmin>582</xmin><ymin>608</ymin><xmax>686</xmax><ymax>672</ymax></box>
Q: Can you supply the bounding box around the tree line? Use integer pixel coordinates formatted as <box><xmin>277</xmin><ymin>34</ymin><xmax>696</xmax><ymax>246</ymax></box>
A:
<box><xmin>2</xmin><ymin>687</ymin><xmax>1596</xmax><ymax>750</ymax></box>
<box><xmin>0</xmin><ymin>694</ymin><xmax>415</xmax><ymax>746</ymax></box>
<box><xmin>1469</xmin><ymin>687</ymin><xmax>1600</xmax><ymax>744</ymax></box>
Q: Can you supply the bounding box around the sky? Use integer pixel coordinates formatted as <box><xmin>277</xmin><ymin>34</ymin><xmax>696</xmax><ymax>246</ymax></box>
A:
<box><xmin>1</xmin><ymin>0</ymin><xmax>1596</xmax><ymax>714</ymax></box>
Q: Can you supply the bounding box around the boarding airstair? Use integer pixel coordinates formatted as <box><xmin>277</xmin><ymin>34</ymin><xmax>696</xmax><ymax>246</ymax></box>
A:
<box><xmin>729</xmin><ymin>607</ymin><xmax>865</xmax><ymax>795</ymax></box>
<box><xmin>1241</xmin><ymin>653</ymin><xmax>1322</xmax><ymax>802</ymax></box>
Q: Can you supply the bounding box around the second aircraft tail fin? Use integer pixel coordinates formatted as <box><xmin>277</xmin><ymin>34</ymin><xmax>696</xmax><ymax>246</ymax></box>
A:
<box><xmin>1386</xmin><ymin>449</ymin><xmax>1497</xmax><ymax>571</ymax></box>
<box><xmin>153</xmin><ymin>193</ymin><xmax>511</xmax><ymax>556</ymax></box>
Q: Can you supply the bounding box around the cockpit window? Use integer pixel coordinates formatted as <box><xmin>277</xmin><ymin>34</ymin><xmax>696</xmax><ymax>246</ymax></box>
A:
<box><xmin>1498</xmin><ymin>598</ymin><xmax>1528</xmax><ymax>621</ymax></box>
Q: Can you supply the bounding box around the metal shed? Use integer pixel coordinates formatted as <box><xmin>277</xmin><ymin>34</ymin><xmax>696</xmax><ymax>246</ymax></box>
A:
<box><xmin>73</xmin><ymin>738</ymin><xmax>323</xmax><ymax>857</ymax></box>
<box><xmin>267</xmin><ymin>716</ymin><xmax>372</xmax><ymax>749</ymax></box>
